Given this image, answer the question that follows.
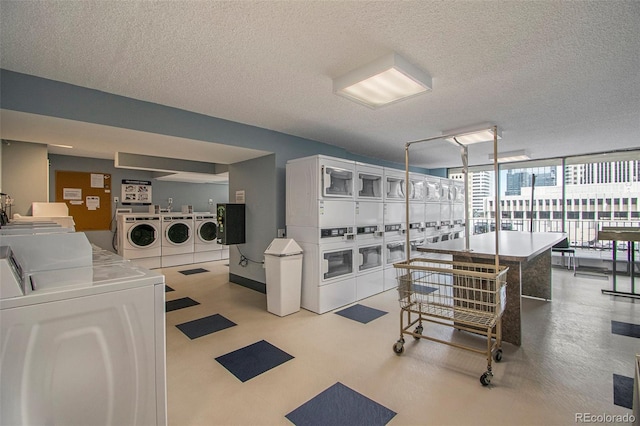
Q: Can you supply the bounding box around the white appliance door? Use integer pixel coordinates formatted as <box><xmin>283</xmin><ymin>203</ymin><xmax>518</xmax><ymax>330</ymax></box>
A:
<box><xmin>322</xmin><ymin>166</ymin><xmax>353</xmax><ymax>198</ymax></box>
<box><xmin>385</xmin><ymin>177</ymin><xmax>405</xmax><ymax>201</ymax></box>
<box><xmin>386</xmin><ymin>241</ymin><xmax>406</xmax><ymax>265</ymax></box>
<box><xmin>357</xmin><ymin>172</ymin><xmax>382</xmax><ymax>199</ymax></box>
<box><xmin>128</xmin><ymin>223</ymin><xmax>159</xmax><ymax>248</ymax></box>
<box><xmin>358</xmin><ymin>245</ymin><xmax>382</xmax><ymax>272</ymax></box>
<box><xmin>425</xmin><ymin>179</ymin><xmax>441</xmax><ymax>202</ymax></box>
<box><xmin>197</xmin><ymin>220</ymin><xmax>221</xmax><ymax>248</ymax></box>
<box><xmin>166</xmin><ymin>221</ymin><xmax>192</xmax><ymax>245</ymax></box>
<box><xmin>0</xmin><ymin>285</ymin><xmax>160</xmax><ymax>426</ymax></box>
<box><xmin>321</xmin><ymin>248</ymin><xmax>353</xmax><ymax>282</ymax></box>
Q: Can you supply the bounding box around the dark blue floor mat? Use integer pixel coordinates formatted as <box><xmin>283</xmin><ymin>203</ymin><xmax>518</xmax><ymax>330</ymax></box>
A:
<box><xmin>613</xmin><ymin>374</ymin><xmax>633</xmax><ymax>409</ymax></box>
<box><xmin>286</xmin><ymin>382</ymin><xmax>396</xmax><ymax>426</ymax></box>
<box><xmin>165</xmin><ymin>285</ymin><xmax>175</xmax><ymax>292</ymax></box>
<box><xmin>179</xmin><ymin>268</ymin><xmax>209</xmax><ymax>275</ymax></box>
<box><xmin>166</xmin><ymin>297</ymin><xmax>200</xmax><ymax>312</ymax></box>
<box><xmin>176</xmin><ymin>314</ymin><xmax>236</xmax><ymax>339</ymax></box>
<box><xmin>611</xmin><ymin>320</ymin><xmax>640</xmax><ymax>338</ymax></box>
<box><xmin>335</xmin><ymin>304</ymin><xmax>388</xmax><ymax>324</ymax></box>
<box><xmin>413</xmin><ymin>285</ymin><xmax>438</xmax><ymax>294</ymax></box>
<box><xmin>215</xmin><ymin>340</ymin><xmax>294</xmax><ymax>382</ymax></box>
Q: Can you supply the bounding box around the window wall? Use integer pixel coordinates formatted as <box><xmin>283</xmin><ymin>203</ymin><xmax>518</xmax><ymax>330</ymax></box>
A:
<box><xmin>449</xmin><ymin>150</ymin><xmax>640</xmax><ymax>253</ymax></box>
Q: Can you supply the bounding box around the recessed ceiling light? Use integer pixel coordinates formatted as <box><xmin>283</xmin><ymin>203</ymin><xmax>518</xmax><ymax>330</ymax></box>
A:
<box><xmin>48</xmin><ymin>144</ymin><xmax>73</xmax><ymax>149</ymax></box>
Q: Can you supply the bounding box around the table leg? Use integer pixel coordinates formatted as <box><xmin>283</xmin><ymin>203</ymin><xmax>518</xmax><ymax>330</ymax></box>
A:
<box><xmin>612</xmin><ymin>243</ymin><xmax>617</xmax><ymax>292</ymax></box>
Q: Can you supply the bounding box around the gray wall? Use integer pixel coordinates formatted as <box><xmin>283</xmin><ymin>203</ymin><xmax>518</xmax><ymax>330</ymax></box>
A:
<box><xmin>228</xmin><ymin>154</ymin><xmax>277</xmax><ymax>287</ymax></box>
<box><xmin>1</xmin><ymin>140</ymin><xmax>49</xmax><ymax>216</ymax></box>
<box><xmin>48</xmin><ymin>154</ymin><xmax>228</xmax><ymax>251</ymax></box>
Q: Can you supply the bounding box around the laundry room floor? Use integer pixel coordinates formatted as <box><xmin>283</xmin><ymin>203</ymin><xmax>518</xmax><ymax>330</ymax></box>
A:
<box><xmin>162</xmin><ymin>261</ymin><xmax>638</xmax><ymax>426</ymax></box>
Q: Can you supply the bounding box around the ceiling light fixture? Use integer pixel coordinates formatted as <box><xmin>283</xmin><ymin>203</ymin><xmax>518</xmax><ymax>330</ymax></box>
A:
<box><xmin>443</xmin><ymin>124</ymin><xmax>502</xmax><ymax>146</ymax></box>
<box><xmin>48</xmin><ymin>143</ymin><xmax>74</xmax><ymax>149</ymax></box>
<box><xmin>489</xmin><ymin>150</ymin><xmax>530</xmax><ymax>163</ymax></box>
<box><xmin>333</xmin><ymin>52</ymin><xmax>432</xmax><ymax>108</ymax></box>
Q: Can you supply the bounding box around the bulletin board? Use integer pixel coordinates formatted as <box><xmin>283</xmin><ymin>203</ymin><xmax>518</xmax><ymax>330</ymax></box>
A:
<box><xmin>55</xmin><ymin>171</ymin><xmax>112</xmax><ymax>231</ymax></box>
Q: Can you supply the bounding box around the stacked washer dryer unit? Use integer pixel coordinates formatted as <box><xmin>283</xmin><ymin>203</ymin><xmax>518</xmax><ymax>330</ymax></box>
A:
<box><xmin>0</xmin><ymin>232</ymin><xmax>166</xmax><ymax>426</ymax></box>
<box><xmin>193</xmin><ymin>212</ymin><xmax>228</xmax><ymax>263</ymax></box>
<box><xmin>117</xmin><ymin>213</ymin><xmax>162</xmax><ymax>269</ymax></box>
<box><xmin>286</xmin><ymin>155</ymin><xmax>357</xmax><ymax>314</ymax></box>
<box><xmin>161</xmin><ymin>213</ymin><xmax>195</xmax><ymax>267</ymax></box>
<box><xmin>354</xmin><ymin>162</ymin><xmax>385</xmax><ymax>300</ymax></box>
<box><xmin>383</xmin><ymin>167</ymin><xmax>408</xmax><ymax>291</ymax></box>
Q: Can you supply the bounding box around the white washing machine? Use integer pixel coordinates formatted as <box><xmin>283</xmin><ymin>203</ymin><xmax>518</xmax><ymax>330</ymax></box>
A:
<box><xmin>0</xmin><ymin>233</ymin><xmax>167</xmax><ymax>426</ymax></box>
<box><xmin>193</xmin><ymin>213</ymin><xmax>227</xmax><ymax>263</ymax></box>
<box><xmin>117</xmin><ymin>214</ymin><xmax>162</xmax><ymax>269</ymax></box>
<box><xmin>161</xmin><ymin>213</ymin><xmax>195</xmax><ymax>267</ymax></box>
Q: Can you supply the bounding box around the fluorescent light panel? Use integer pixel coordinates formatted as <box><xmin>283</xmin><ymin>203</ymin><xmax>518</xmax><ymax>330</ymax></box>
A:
<box><xmin>489</xmin><ymin>150</ymin><xmax>530</xmax><ymax>163</ymax></box>
<box><xmin>333</xmin><ymin>53</ymin><xmax>432</xmax><ymax>108</ymax></box>
<box><xmin>48</xmin><ymin>143</ymin><xmax>73</xmax><ymax>149</ymax></box>
<box><xmin>444</xmin><ymin>125</ymin><xmax>502</xmax><ymax>145</ymax></box>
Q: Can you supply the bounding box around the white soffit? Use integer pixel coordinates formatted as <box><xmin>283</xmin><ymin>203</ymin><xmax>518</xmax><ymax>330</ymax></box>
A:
<box><xmin>0</xmin><ymin>110</ymin><xmax>271</xmax><ymax>164</ymax></box>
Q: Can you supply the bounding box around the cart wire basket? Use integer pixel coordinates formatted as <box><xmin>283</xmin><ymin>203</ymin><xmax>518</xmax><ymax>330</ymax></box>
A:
<box><xmin>393</xmin><ymin>257</ymin><xmax>508</xmax><ymax>386</ymax></box>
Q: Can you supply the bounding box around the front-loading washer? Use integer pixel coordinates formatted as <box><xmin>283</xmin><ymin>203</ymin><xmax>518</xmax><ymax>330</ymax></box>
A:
<box><xmin>161</xmin><ymin>213</ymin><xmax>194</xmax><ymax>267</ymax></box>
<box><xmin>193</xmin><ymin>213</ymin><xmax>226</xmax><ymax>263</ymax></box>
<box><xmin>117</xmin><ymin>214</ymin><xmax>162</xmax><ymax>269</ymax></box>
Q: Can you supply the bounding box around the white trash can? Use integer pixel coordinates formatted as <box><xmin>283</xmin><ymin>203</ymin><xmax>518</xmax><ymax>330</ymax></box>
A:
<box><xmin>264</xmin><ymin>238</ymin><xmax>303</xmax><ymax>316</ymax></box>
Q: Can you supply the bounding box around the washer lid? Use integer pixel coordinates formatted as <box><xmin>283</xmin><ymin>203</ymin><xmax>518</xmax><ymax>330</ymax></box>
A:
<box><xmin>1</xmin><ymin>263</ymin><xmax>164</xmax><ymax>309</ymax></box>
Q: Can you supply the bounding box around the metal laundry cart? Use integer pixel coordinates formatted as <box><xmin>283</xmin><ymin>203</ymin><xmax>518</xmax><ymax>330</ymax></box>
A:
<box><xmin>392</xmin><ymin>257</ymin><xmax>508</xmax><ymax>385</ymax></box>
<box><xmin>392</xmin><ymin>125</ymin><xmax>509</xmax><ymax>386</ymax></box>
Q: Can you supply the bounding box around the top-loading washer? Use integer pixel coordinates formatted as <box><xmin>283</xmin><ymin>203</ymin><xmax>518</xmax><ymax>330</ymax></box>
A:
<box><xmin>161</xmin><ymin>213</ymin><xmax>194</xmax><ymax>267</ymax></box>
<box><xmin>0</xmin><ymin>232</ymin><xmax>166</xmax><ymax>426</ymax></box>
<box><xmin>193</xmin><ymin>213</ymin><xmax>225</xmax><ymax>263</ymax></box>
<box><xmin>117</xmin><ymin>213</ymin><xmax>162</xmax><ymax>269</ymax></box>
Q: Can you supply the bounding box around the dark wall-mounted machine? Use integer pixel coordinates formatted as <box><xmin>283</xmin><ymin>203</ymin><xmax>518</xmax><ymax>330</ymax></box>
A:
<box><xmin>216</xmin><ymin>203</ymin><xmax>246</xmax><ymax>245</ymax></box>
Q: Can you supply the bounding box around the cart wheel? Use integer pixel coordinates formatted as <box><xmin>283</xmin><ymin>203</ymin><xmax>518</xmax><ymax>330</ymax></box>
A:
<box><xmin>480</xmin><ymin>372</ymin><xmax>492</xmax><ymax>386</ymax></box>
<box><xmin>493</xmin><ymin>349</ymin><xmax>503</xmax><ymax>362</ymax></box>
<box><xmin>413</xmin><ymin>325</ymin><xmax>423</xmax><ymax>340</ymax></box>
<box><xmin>393</xmin><ymin>341</ymin><xmax>404</xmax><ymax>355</ymax></box>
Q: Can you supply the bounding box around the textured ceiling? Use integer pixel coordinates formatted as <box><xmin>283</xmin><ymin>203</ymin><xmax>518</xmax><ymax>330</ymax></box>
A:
<box><xmin>1</xmin><ymin>1</ymin><xmax>639</xmax><ymax>168</ymax></box>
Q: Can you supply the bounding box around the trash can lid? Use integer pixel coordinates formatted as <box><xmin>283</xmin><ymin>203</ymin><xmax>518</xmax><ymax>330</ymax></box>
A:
<box><xmin>264</xmin><ymin>238</ymin><xmax>303</xmax><ymax>256</ymax></box>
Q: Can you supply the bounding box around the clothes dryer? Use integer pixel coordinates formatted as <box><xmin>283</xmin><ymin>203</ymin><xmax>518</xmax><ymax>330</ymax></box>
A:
<box><xmin>297</xmin><ymin>239</ymin><xmax>356</xmax><ymax>314</ymax></box>
<box><xmin>161</xmin><ymin>213</ymin><xmax>194</xmax><ymax>267</ymax></box>
<box><xmin>193</xmin><ymin>213</ymin><xmax>226</xmax><ymax>263</ymax></box>
<box><xmin>0</xmin><ymin>234</ymin><xmax>166</xmax><ymax>426</ymax></box>
<box><xmin>383</xmin><ymin>234</ymin><xmax>407</xmax><ymax>291</ymax></box>
<box><xmin>117</xmin><ymin>214</ymin><xmax>162</xmax><ymax>269</ymax></box>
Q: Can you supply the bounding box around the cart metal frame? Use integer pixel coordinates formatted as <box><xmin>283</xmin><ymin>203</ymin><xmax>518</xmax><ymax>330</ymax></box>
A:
<box><xmin>393</xmin><ymin>257</ymin><xmax>508</xmax><ymax>385</ymax></box>
<box><xmin>395</xmin><ymin>125</ymin><xmax>505</xmax><ymax>386</ymax></box>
